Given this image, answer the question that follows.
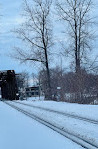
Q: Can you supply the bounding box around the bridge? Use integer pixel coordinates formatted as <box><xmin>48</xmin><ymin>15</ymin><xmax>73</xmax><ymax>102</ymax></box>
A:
<box><xmin>0</xmin><ymin>70</ymin><xmax>19</xmax><ymax>100</ymax></box>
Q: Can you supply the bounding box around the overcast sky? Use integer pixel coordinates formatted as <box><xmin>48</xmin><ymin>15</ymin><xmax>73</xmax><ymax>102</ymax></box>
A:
<box><xmin>0</xmin><ymin>0</ymin><xmax>98</xmax><ymax>74</ymax></box>
<box><xmin>0</xmin><ymin>0</ymin><xmax>34</xmax><ymax>74</ymax></box>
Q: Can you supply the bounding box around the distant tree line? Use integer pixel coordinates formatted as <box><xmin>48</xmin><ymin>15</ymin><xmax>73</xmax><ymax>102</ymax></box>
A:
<box><xmin>39</xmin><ymin>67</ymin><xmax>98</xmax><ymax>104</ymax></box>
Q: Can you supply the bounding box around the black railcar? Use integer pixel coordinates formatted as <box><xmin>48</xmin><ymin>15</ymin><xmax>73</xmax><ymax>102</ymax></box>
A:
<box><xmin>0</xmin><ymin>70</ymin><xmax>19</xmax><ymax>100</ymax></box>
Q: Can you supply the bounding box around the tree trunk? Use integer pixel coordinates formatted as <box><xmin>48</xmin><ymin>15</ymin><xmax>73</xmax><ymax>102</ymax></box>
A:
<box><xmin>44</xmin><ymin>48</ymin><xmax>52</xmax><ymax>100</ymax></box>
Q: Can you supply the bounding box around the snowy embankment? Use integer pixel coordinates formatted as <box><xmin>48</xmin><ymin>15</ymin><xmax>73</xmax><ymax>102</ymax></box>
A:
<box><xmin>0</xmin><ymin>101</ymin><xmax>83</xmax><ymax>149</ymax></box>
<box><xmin>14</xmin><ymin>99</ymin><xmax>98</xmax><ymax>147</ymax></box>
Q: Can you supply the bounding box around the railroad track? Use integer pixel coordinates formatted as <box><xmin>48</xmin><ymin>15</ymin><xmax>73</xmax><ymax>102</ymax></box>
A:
<box><xmin>3</xmin><ymin>101</ymin><xmax>98</xmax><ymax>149</ymax></box>
<box><xmin>13</xmin><ymin>100</ymin><xmax>98</xmax><ymax>125</ymax></box>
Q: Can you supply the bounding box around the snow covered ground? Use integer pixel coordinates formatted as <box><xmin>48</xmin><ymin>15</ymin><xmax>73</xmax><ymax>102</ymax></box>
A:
<box><xmin>0</xmin><ymin>101</ymin><xmax>84</xmax><ymax>149</ymax></box>
<box><xmin>21</xmin><ymin>99</ymin><xmax>98</xmax><ymax>121</ymax></box>
<box><xmin>10</xmin><ymin>100</ymin><xmax>98</xmax><ymax>148</ymax></box>
<box><xmin>27</xmin><ymin>96</ymin><xmax>44</xmax><ymax>101</ymax></box>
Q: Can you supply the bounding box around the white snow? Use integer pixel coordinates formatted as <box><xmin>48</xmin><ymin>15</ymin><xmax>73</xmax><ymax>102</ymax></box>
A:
<box><xmin>0</xmin><ymin>101</ymin><xmax>83</xmax><ymax>149</ymax></box>
<box><xmin>20</xmin><ymin>100</ymin><xmax>98</xmax><ymax>121</ymax></box>
<box><xmin>11</xmin><ymin>100</ymin><xmax>98</xmax><ymax>147</ymax></box>
<box><xmin>26</xmin><ymin>96</ymin><xmax>44</xmax><ymax>101</ymax></box>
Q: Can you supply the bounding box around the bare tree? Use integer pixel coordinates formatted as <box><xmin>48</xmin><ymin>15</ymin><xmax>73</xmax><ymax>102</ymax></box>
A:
<box><xmin>14</xmin><ymin>0</ymin><xmax>53</xmax><ymax>99</ymax></box>
<box><xmin>16</xmin><ymin>71</ymin><xmax>29</xmax><ymax>89</ymax></box>
<box><xmin>56</xmin><ymin>0</ymin><xmax>95</xmax><ymax>102</ymax></box>
<box><xmin>56</xmin><ymin>0</ymin><xmax>94</xmax><ymax>74</ymax></box>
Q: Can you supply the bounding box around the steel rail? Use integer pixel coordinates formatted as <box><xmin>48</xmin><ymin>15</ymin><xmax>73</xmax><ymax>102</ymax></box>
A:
<box><xmin>3</xmin><ymin>101</ymin><xmax>98</xmax><ymax>149</ymax></box>
<box><xmin>13</xmin><ymin>101</ymin><xmax>98</xmax><ymax>125</ymax></box>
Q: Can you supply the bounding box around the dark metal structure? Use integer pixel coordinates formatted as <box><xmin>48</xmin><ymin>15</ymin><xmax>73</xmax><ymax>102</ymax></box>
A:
<box><xmin>0</xmin><ymin>70</ymin><xmax>19</xmax><ymax>100</ymax></box>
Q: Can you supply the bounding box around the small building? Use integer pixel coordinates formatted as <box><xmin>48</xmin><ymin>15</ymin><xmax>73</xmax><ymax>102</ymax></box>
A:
<box><xmin>25</xmin><ymin>86</ymin><xmax>42</xmax><ymax>97</ymax></box>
